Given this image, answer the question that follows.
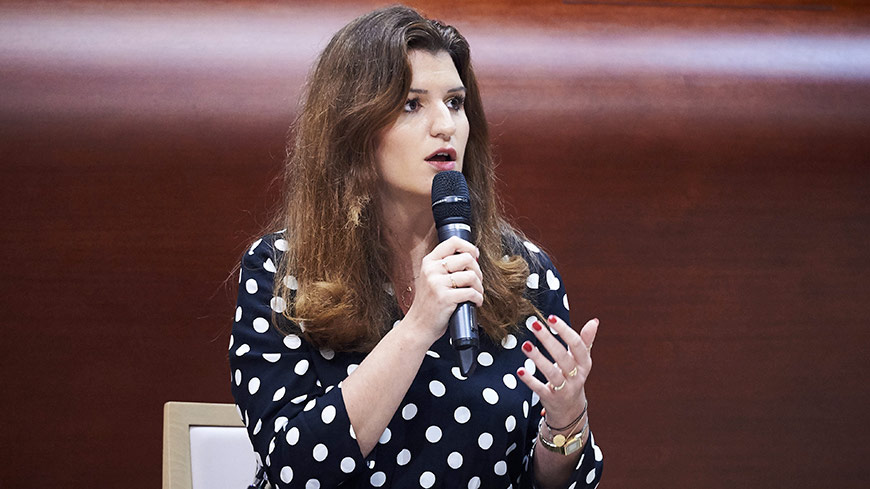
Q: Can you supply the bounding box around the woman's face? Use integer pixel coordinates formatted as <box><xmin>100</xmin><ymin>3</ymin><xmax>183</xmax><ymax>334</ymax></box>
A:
<box><xmin>375</xmin><ymin>50</ymin><xmax>470</xmax><ymax>204</ymax></box>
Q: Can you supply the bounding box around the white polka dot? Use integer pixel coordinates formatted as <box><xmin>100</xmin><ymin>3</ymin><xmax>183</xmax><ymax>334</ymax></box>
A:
<box><xmin>482</xmin><ymin>388</ymin><xmax>499</xmax><ymax>405</ymax></box>
<box><xmin>235</xmin><ymin>344</ymin><xmax>250</xmax><ymax>356</ymax></box>
<box><xmin>264</xmin><ymin>258</ymin><xmax>277</xmax><ymax>273</ymax></box>
<box><xmin>448</xmin><ymin>451</ymin><xmax>463</xmax><ymax>469</ymax></box>
<box><xmin>523</xmin><ymin>401</ymin><xmax>530</xmax><ymax>418</ymax></box>
<box><xmin>349</xmin><ymin>425</ymin><xmax>356</xmax><ymax>439</ymax></box>
<box><xmin>303</xmin><ymin>398</ymin><xmax>316</xmax><ymax>412</ymax></box>
<box><xmin>397</xmin><ymin>449</ymin><xmax>411</xmax><ymax>465</ymax></box>
<box><xmin>283</xmin><ymin>334</ymin><xmax>301</xmax><ymax>349</ymax></box>
<box><xmin>526</xmin><ymin>273</ymin><xmax>539</xmax><ymax>289</ymax></box>
<box><xmin>426</xmin><ymin>350</ymin><xmax>440</xmax><ymax>358</ymax></box>
<box><xmin>313</xmin><ymin>443</ymin><xmax>328</xmax><ymax>462</ymax></box>
<box><xmin>425</xmin><ymin>426</ymin><xmax>442</xmax><ymax>443</ymax></box>
<box><xmin>468</xmin><ymin>476</ymin><xmax>481</xmax><ymax>489</ymax></box>
<box><xmin>420</xmin><ymin>471</ymin><xmax>436</xmax><ymax>488</ymax></box>
<box><xmin>291</xmin><ymin>393</ymin><xmax>307</xmax><ymax>404</ymax></box>
<box><xmin>575</xmin><ymin>453</ymin><xmax>585</xmax><ymax>470</ymax></box>
<box><xmin>270</xmin><ymin>296</ymin><xmax>286</xmax><ymax>313</ymax></box>
<box><xmin>568</xmin><ymin>483</ymin><xmax>577</xmax><ymax>489</ymax></box>
<box><xmin>272</xmin><ymin>387</ymin><xmax>286</xmax><ymax>402</ymax></box>
<box><xmin>371</xmin><ymin>472</ymin><xmax>386</xmax><ymax>487</ymax></box>
<box><xmin>503</xmin><ymin>373</ymin><xmax>517</xmax><ymax>389</ymax></box>
<box><xmin>525</xmin><ymin>316</ymin><xmax>537</xmax><ymax>330</ymax></box>
<box><xmin>478</xmin><ymin>432</ymin><xmax>493</xmax><ymax>450</ymax></box>
<box><xmin>245</xmin><ymin>278</ymin><xmax>258</xmax><ymax>294</ymax></box>
<box><xmin>228</xmin><ymin>335</ymin><xmax>234</xmax><ymax>351</ymax></box>
<box><xmin>429</xmin><ymin>380</ymin><xmax>446</xmax><ymax>397</ymax></box>
<box><xmin>295</xmin><ymin>359</ymin><xmax>310</xmax><ymax>375</ymax></box>
<box><xmin>454</xmin><ymin>406</ymin><xmax>471</xmax><ymax>424</ymax></box>
<box><xmin>248</xmin><ymin>239</ymin><xmax>262</xmax><ymax>255</ymax></box>
<box><xmin>523</xmin><ymin>241</ymin><xmax>541</xmax><ymax>253</ymax></box>
<box><xmin>477</xmin><ymin>351</ymin><xmax>493</xmax><ymax>367</ymax></box>
<box><xmin>524</xmin><ymin>358</ymin><xmax>536</xmax><ymax>375</ymax></box>
<box><xmin>506</xmin><ymin>442</ymin><xmax>517</xmax><ymax>456</ymax></box>
<box><xmin>505</xmin><ymin>415</ymin><xmax>516</xmax><ymax>432</ymax></box>
<box><xmin>367</xmin><ymin>460</ymin><xmax>374</xmax><ymax>469</ymax></box>
<box><xmin>501</xmin><ymin>334</ymin><xmax>517</xmax><ymax>349</ymax></box>
<box><xmin>248</xmin><ymin>377</ymin><xmax>260</xmax><ymax>395</ymax></box>
<box><xmin>239</xmin><ymin>268</ymin><xmax>243</xmax><ymax>283</ymax></box>
<box><xmin>546</xmin><ymin>269</ymin><xmax>560</xmax><ymax>290</ymax></box>
<box><xmin>305</xmin><ymin>480</ymin><xmax>320</xmax><ymax>489</ymax></box>
<box><xmin>234</xmin><ymin>369</ymin><xmax>241</xmax><ymax>386</ymax></box>
<box><xmin>274</xmin><ymin>416</ymin><xmax>288</xmax><ymax>432</ymax></box>
<box><xmin>274</xmin><ymin>239</ymin><xmax>289</xmax><ymax>251</ymax></box>
<box><xmin>402</xmin><ymin>403</ymin><xmax>418</xmax><ymax>420</ymax></box>
<box><xmin>321</xmin><ymin>405</ymin><xmax>336</xmax><ymax>424</ymax></box>
<box><xmin>269</xmin><ymin>437</ymin><xmax>276</xmax><ymax>454</ymax></box>
<box><xmin>284</xmin><ymin>275</ymin><xmax>298</xmax><ymax>290</ymax></box>
<box><xmin>593</xmin><ymin>435</ymin><xmax>603</xmax><ymax>461</ymax></box>
<box><xmin>340</xmin><ymin>457</ymin><xmax>355</xmax><ymax>473</ymax></box>
<box><xmin>563</xmin><ymin>293</ymin><xmax>570</xmax><ymax>310</ymax></box>
<box><xmin>319</xmin><ymin>348</ymin><xmax>335</xmax><ymax>360</ymax></box>
<box><xmin>586</xmin><ymin>468</ymin><xmax>596</xmax><ymax>484</ymax></box>
<box><xmin>494</xmin><ymin>460</ymin><xmax>507</xmax><ymax>475</ymax></box>
<box><xmin>235</xmin><ymin>306</ymin><xmax>242</xmax><ymax>322</ymax></box>
<box><xmin>263</xmin><ymin>353</ymin><xmax>281</xmax><ymax>363</ymax></box>
<box><xmin>253</xmin><ymin>317</ymin><xmax>269</xmax><ymax>333</ymax></box>
<box><xmin>379</xmin><ymin>428</ymin><xmax>392</xmax><ymax>444</ymax></box>
<box><xmin>347</xmin><ymin>364</ymin><xmax>359</xmax><ymax>375</ymax></box>
<box><xmin>253</xmin><ymin>418</ymin><xmax>262</xmax><ymax>435</ymax></box>
<box><xmin>280</xmin><ymin>466</ymin><xmax>293</xmax><ymax>483</ymax></box>
<box><xmin>451</xmin><ymin>367</ymin><xmax>467</xmax><ymax>380</ymax></box>
<box><xmin>531</xmin><ymin>391</ymin><xmax>541</xmax><ymax>406</ymax></box>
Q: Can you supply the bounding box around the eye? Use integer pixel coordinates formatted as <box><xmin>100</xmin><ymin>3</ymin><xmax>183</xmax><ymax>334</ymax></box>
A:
<box><xmin>403</xmin><ymin>98</ymin><xmax>421</xmax><ymax>112</ymax></box>
<box><xmin>446</xmin><ymin>95</ymin><xmax>465</xmax><ymax>112</ymax></box>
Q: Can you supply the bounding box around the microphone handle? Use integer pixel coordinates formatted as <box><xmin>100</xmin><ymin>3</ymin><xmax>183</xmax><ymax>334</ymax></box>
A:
<box><xmin>437</xmin><ymin>222</ymin><xmax>479</xmax><ymax>376</ymax></box>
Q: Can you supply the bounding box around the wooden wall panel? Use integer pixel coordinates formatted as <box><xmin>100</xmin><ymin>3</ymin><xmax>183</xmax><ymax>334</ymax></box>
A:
<box><xmin>1</xmin><ymin>1</ymin><xmax>868</xmax><ymax>487</ymax></box>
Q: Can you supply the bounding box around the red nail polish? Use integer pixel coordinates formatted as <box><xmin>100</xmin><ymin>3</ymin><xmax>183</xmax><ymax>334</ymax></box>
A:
<box><xmin>548</xmin><ymin>315</ymin><xmax>557</xmax><ymax>324</ymax></box>
<box><xmin>532</xmin><ymin>321</ymin><xmax>543</xmax><ymax>331</ymax></box>
<box><xmin>522</xmin><ymin>341</ymin><xmax>533</xmax><ymax>352</ymax></box>
<box><xmin>517</xmin><ymin>368</ymin><xmax>525</xmax><ymax>377</ymax></box>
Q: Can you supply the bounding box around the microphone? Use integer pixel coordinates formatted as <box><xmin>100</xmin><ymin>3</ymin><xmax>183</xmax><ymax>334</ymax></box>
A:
<box><xmin>431</xmin><ymin>171</ymin><xmax>478</xmax><ymax>377</ymax></box>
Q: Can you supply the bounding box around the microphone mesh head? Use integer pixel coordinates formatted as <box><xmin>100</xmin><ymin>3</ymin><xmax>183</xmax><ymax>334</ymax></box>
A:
<box><xmin>431</xmin><ymin>171</ymin><xmax>472</xmax><ymax>227</ymax></box>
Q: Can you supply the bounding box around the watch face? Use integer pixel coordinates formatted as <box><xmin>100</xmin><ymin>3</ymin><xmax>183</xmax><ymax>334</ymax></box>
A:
<box><xmin>564</xmin><ymin>436</ymin><xmax>582</xmax><ymax>455</ymax></box>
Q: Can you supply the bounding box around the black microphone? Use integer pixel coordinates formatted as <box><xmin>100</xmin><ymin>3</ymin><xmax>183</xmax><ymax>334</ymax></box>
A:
<box><xmin>431</xmin><ymin>171</ymin><xmax>478</xmax><ymax>377</ymax></box>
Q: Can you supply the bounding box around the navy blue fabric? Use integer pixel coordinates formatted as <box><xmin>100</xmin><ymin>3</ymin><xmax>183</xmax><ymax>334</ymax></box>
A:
<box><xmin>229</xmin><ymin>233</ymin><xmax>603</xmax><ymax>488</ymax></box>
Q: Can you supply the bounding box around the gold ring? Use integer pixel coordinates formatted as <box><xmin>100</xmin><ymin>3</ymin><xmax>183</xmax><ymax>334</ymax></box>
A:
<box><xmin>567</xmin><ymin>366</ymin><xmax>579</xmax><ymax>378</ymax></box>
<box><xmin>441</xmin><ymin>259</ymin><xmax>450</xmax><ymax>273</ymax></box>
<box><xmin>549</xmin><ymin>379</ymin><xmax>567</xmax><ymax>391</ymax></box>
<box><xmin>449</xmin><ymin>275</ymin><xmax>457</xmax><ymax>288</ymax></box>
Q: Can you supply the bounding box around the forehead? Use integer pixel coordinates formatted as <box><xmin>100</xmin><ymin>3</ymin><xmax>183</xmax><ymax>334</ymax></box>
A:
<box><xmin>407</xmin><ymin>50</ymin><xmax>462</xmax><ymax>86</ymax></box>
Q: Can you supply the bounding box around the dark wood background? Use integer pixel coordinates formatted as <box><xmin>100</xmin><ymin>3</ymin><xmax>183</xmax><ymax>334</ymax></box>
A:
<box><xmin>1</xmin><ymin>0</ymin><xmax>868</xmax><ymax>487</ymax></box>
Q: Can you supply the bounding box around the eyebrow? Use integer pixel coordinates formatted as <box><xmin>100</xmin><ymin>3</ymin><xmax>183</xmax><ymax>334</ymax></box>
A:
<box><xmin>409</xmin><ymin>86</ymin><xmax>466</xmax><ymax>94</ymax></box>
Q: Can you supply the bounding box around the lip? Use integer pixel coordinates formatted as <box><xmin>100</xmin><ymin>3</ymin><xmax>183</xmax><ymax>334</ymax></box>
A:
<box><xmin>425</xmin><ymin>147</ymin><xmax>458</xmax><ymax>161</ymax></box>
<box><xmin>424</xmin><ymin>147</ymin><xmax>458</xmax><ymax>172</ymax></box>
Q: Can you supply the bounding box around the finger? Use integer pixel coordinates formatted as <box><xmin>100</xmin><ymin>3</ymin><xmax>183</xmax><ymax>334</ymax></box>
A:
<box><xmin>432</xmin><ymin>236</ymin><xmax>478</xmax><ymax>259</ymax></box>
<box><xmin>547</xmin><ymin>315</ymin><xmax>595</xmax><ymax>361</ymax></box>
<box><xmin>448</xmin><ymin>269</ymin><xmax>483</xmax><ymax>293</ymax></box>
<box><xmin>516</xmin><ymin>366</ymin><xmax>552</xmax><ymax>401</ymax></box>
<box><xmin>529</xmin><ymin>319</ymin><xmax>577</xmax><ymax>376</ymax></box>
<box><xmin>521</xmin><ymin>339</ymin><xmax>566</xmax><ymax>390</ymax></box>
<box><xmin>442</xmin><ymin>253</ymin><xmax>482</xmax><ymax>282</ymax></box>
<box><xmin>580</xmin><ymin>318</ymin><xmax>599</xmax><ymax>351</ymax></box>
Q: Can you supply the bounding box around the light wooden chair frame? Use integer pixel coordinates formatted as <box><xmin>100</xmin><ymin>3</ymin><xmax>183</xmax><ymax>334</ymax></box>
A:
<box><xmin>162</xmin><ymin>401</ymin><xmax>246</xmax><ymax>489</ymax></box>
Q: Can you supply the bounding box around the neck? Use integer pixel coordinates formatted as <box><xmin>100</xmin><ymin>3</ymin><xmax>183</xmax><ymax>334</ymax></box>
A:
<box><xmin>379</xmin><ymin>192</ymin><xmax>437</xmax><ymax>280</ymax></box>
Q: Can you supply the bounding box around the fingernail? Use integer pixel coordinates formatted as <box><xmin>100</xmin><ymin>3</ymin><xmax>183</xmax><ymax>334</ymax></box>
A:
<box><xmin>517</xmin><ymin>368</ymin><xmax>525</xmax><ymax>377</ymax></box>
<box><xmin>593</xmin><ymin>318</ymin><xmax>600</xmax><ymax>326</ymax></box>
<box><xmin>548</xmin><ymin>315</ymin><xmax>557</xmax><ymax>324</ymax></box>
<box><xmin>522</xmin><ymin>341</ymin><xmax>533</xmax><ymax>352</ymax></box>
<box><xmin>532</xmin><ymin>321</ymin><xmax>543</xmax><ymax>331</ymax></box>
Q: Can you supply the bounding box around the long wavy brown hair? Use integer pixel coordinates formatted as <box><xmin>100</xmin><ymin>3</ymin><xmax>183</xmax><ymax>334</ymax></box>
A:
<box><xmin>272</xmin><ymin>5</ymin><xmax>538</xmax><ymax>352</ymax></box>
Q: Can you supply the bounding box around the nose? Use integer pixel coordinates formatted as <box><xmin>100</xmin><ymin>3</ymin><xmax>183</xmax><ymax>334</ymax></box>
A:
<box><xmin>430</xmin><ymin>103</ymin><xmax>456</xmax><ymax>141</ymax></box>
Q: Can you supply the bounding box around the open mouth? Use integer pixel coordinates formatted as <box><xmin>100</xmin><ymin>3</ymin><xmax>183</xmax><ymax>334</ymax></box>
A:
<box><xmin>425</xmin><ymin>148</ymin><xmax>457</xmax><ymax>162</ymax></box>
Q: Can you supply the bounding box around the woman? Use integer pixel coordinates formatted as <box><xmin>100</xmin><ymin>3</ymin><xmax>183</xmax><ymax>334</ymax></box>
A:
<box><xmin>230</xmin><ymin>6</ymin><xmax>603</xmax><ymax>489</ymax></box>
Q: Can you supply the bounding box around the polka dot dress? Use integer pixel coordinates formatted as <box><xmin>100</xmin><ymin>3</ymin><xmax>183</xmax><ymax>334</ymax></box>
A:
<box><xmin>230</xmin><ymin>233</ymin><xmax>603</xmax><ymax>489</ymax></box>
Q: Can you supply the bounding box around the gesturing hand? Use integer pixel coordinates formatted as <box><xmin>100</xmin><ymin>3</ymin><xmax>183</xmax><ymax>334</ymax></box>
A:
<box><xmin>517</xmin><ymin>315</ymin><xmax>599</xmax><ymax>429</ymax></box>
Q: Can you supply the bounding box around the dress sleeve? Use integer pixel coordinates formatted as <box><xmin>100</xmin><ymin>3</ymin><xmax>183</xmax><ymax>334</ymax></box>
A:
<box><xmin>517</xmin><ymin>241</ymin><xmax>604</xmax><ymax>488</ymax></box>
<box><xmin>229</xmin><ymin>236</ymin><xmax>367</xmax><ymax>489</ymax></box>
